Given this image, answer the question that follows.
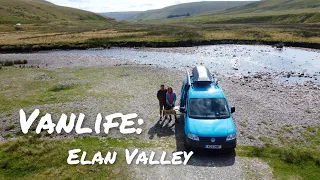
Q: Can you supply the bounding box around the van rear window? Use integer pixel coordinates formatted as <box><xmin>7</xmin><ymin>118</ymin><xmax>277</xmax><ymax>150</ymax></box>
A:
<box><xmin>189</xmin><ymin>98</ymin><xmax>230</xmax><ymax>119</ymax></box>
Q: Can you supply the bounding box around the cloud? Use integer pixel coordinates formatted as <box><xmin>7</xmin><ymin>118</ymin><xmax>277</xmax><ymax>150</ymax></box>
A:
<box><xmin>46</xmin><ymin>0</ymin><xmax>255</xmax><ymax>13</ymax></box>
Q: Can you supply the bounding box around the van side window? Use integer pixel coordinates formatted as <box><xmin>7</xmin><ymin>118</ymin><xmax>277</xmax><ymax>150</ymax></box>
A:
<box><xmin>180</xmin><ymin>82</ymin><xmax>188</xmax><ymax>107</ymax></box>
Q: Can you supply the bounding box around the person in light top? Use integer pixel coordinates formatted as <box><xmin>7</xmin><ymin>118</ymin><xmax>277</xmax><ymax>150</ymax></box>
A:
<box><xmin>166</xmin><ymin>87</ymin><xmax>176</xmax><ymax>109</ymax></box>
<box><xmin>166</xmin><ymin>87</ymin><xmax>178</xmax><ymax>122</ymax></box>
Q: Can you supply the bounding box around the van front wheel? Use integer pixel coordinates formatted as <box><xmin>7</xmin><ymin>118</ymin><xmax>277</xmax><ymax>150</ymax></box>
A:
<box><xmin>184</xmin><ymin>137</ymin><xmax>191</xmax><ymax>151</ymax></box>
<box><xmin>225</xmin><ymin>148</ymin><xmax>236</xmax><ymax>154</ymax></box>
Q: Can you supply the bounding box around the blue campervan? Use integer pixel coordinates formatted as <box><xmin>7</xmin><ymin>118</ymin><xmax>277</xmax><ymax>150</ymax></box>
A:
<box><xmin>180</xmin><ymin>66</ymin><xmax>237</xmax><ymax>150</ymax></box>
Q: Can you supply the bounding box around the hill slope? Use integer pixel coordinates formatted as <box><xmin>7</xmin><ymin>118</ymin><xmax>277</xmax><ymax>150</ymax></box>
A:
<box><xmin>0</xmin><ymin>0</ymin><xmax>113</xmax><ymax>24</ymax></box>
<box><xmin>218</xmin><ymin>0</ymin><xmax>320</xmax><ymax>15</ymax></box>
<box><xmin>102</xmin><ymin>11</ymin><xmax>141</xmax><ymax>21</ymax></box>
<box><xmin>127</xmin><ymin>1</ymin><xmax>253</xmax><ymax>22</ymax></box>
<box><xmin>178</xmin><ymin>0</ymin><xmax>320</xmax><ymax>24</ymax></box>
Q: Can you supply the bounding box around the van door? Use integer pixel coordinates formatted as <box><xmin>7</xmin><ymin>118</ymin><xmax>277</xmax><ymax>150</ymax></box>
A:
<box><xmin>180</xmin><ymin>81</ymin><xmax>187</xmax><ymax>109</ymax></box>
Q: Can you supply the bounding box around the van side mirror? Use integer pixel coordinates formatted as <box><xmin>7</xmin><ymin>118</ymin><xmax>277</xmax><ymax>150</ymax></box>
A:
<box><xmin>231</xmin><ymin>107</ymin><xmax>236</xmax><ymax>114</ymax></box>
<box><xmin>180</xmin><ymin>107</ymin><xmax>186</xmax><ymax>113</ymax></box>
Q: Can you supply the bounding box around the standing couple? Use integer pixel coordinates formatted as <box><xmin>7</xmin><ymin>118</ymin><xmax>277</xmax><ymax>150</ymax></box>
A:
<box><xmin>157</xmin><ymin>85</ymin><xmax>177</xmax><ymax>120</ymax></box>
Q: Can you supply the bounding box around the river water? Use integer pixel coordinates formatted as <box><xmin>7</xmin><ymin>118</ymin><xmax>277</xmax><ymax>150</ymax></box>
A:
<box><xmin>44</xmin><ymin>45</ymin><xmax>320</xmax><ymax>83</ymax></box>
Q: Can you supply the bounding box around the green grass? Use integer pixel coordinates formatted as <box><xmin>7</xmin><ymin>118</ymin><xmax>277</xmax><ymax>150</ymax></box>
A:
<box><xmin>247</xmin><ymin>135</ymin><xmax>256</xmax><ymax>140</ymax></box>
<box><xmin>240</xmin><ymin>121</ymin><xmax>247</xmax><ymax>127</ymax></box>
<box><xmin>0</xmin><ymin>0</ymin><xmax>320</xmax><ymax>50</ymax></box>
<box><xmin>1</xmin><ymin>126</ymin><xmax>319</xmax><ymax>179</ymax></box>
<box><xmin>0</xmin><ymin>60</ymin><xmax>27</xmax><ymax>66</ymax></box>
<box><xmin>4</xmin><ymin>124</ymin><xmax>15</xmax><ymax>131</ymax></box>
<box><xmin>238</xmin><ymin>145</ymin><xmax>320</xmax><ymax>179</ymax></box>
<box><xmin>0</xmin><ymin>68</ymin><xmax>86</xmax><ymax>112</ymax></box>
<box><xmin>238</xmin><ymin>126</ymin><xmax>320</xmax><ymax>179</ymax></box>
<box><xmin>48</xmin><ymin>84</ymin><xmax>78</xmax><ymax>92</ymax></box>
<box><xmin>0</xmin><ymin>0</ymin><xmax>113</xmax><ymax>24</ymax></box>
<box><xmin>305</xmin><ymin>109</ymin><xmax>313</xmax><ymax>114</ymax></box>
<box><xmin>144</xmin><ymin>0</ymin><xmax>320</xmax><ymax>25</ymax></box>
<box><xmin>0</xmin><ymin>0</ymin><xmax>118</xmax><ymax>34</ymax></box>
<box><xmin>126</xmin><ymin>1</ymin><xmax>252</xmax><ymax>22</ymax></box>
<box><xmin>0</xmin><ymin>66</ymin><xmax>183</xmax><ymax>127</ymax></box>
<box><xmin>280</xmin><ymin>126</ymin><xmax>293</xmax><ymax>134</ymax></box>
<box><xmin>196</xmin><ymin>12</ymin><xmax>320</xmax><ymax>24</ymax></box>
<box><xmin>127</xmin><ymin>0</ymin><xmax>320</xmax><ymax>23</ymax></box>
<box><xmin>215</xmin><ymin>0</ymin><xmax>320</xmax><ymax>15</ymax></box>
<box><xmin>178</xmin><ymin>0</ymin><xmax>320</xmax><ymax>24</ymax></box>
<box><xmin>258</xmin><ymin>136</ymin><xmax>272</xmax><ymax>144</ymax></box>
<box><xmin>3</xmin><ymin>22</ymin><xmax>319</xmax><ymax>51</ymax></box>
<box><xmin>0</xmin><ymin>136</ymin><xmax>157</xmax><ymax>179</ymax></box>
<box><xmin>0</xmin><ymin>67</ymin><xmax>133</xmax><ymax>112</ymax></box>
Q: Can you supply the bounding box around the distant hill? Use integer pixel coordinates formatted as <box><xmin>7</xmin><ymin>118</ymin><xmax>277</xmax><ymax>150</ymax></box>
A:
<box><xmin>0</xmin><ymin>0</ymin><xmax>114</xmax><ymax>24</ymax></box>
<box><xmin>216</xmin><ymin>0</ymin><xmax>320</xmax><ymax>15</ymax></box>
<box><xmin>127</xmin><ymin>1</ymin><xmax>253</xmax><ymax>22</ymax></box>
<box><xmin>181</xmin><ymin>0</ymin><xmax>320</xmax><ymax>24</ymax></box>
<box><xmin>102</xmin><ymin>11</ymin><xmax>141</xmax><ymax>21</ymax></box>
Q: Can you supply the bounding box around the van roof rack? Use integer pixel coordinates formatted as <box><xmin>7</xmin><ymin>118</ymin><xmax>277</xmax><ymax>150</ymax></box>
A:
<box><xmin>192</xmin><ymin>66</ymin><xmax>213</xmax><ymax>85</ymax></box>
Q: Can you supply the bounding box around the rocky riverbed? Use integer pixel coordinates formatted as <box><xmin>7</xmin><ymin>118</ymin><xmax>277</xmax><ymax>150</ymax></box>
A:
<box><xmin>0</xmin><ymin>46</ymin><xmax>319</xmax><ymax>147</ymax></box>
<box><xmin>41</xmin><ymin>44</ymin><xmax>320</xmax><ymax>83</ymax></box>
<box><xmin>1</xmin><ymin>46</ymin><xmax>320</xmax><ymax>179</ymax></box>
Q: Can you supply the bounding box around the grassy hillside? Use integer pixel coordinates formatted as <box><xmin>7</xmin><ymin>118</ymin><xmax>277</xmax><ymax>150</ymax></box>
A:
<box><xmin>0</xmin><ymin>0</ymin><xmax>320</xmax><ymax>50</ymax></box>
<box><xmin>102</xmin><ymin>11</ymin><xmax>141</xmax><ymax>21</ymax></box>
<box><xmin>127</xmin><ymin>1</ymin><xmax>253</xmax><ymax>22</ymax></box>
<box><xmin>0</xmin><ymin>0</ymin><xmax>114</xmax><ymax>25</ymax></box>
<box><xmin>177</xmin><ymin>0</ymin><xmax>320</xmax><ymax>24</ymax></box>
<box><xmin>219</xmin><ymin>0</ymin><xmax>320</xmax><ymax>15</ymax></box>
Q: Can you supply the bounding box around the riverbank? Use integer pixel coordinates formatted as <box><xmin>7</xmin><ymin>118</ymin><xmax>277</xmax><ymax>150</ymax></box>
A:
<box><xmin>1</xmin><ymin>39</ymin><xmax>320</xmax><ymax>53</ymax></box>
<box><xmin>1</xmin><ymin>22</ymin><xmax>320</xmax><ymax>53</ymax></box>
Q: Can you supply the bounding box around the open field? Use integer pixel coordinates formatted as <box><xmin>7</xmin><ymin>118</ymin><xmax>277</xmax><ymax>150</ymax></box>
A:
<box><xmin>1</xmin><ymin>23</ymin><xmax>320</xmax><ymax>52</ymax></box>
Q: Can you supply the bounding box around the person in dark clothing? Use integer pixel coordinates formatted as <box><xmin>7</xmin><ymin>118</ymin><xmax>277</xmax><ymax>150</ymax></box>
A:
<box><xmin>157</xmin><ymin>85</ymin><xmax>167</xmax><ymax>118</ymax></box>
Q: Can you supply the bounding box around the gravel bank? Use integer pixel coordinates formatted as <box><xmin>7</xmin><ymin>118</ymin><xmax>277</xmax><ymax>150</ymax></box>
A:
<box><xmin>0</xmin><ymin>52</ymin><xmax>319</xmax><ymax>147</ymax></box>
<box><xmin>2</xmin><ymin>50</ymin><xmax>320</xmax><ymax>179</ymax></box>
<box><xmin>0</xmin><ymin>53</ymin><xmax>134</xmax><ymax>68</ymax></box>
<box><xmin>128</xmin><ymin>148</ymin><xmax>273</xmax><ymax>180</ymax></box>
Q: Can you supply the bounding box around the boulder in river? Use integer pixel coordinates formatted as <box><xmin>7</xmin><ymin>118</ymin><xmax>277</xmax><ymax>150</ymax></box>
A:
<box><xmin>286</xmin><ymin>73</ymin><xmax>291</xmax><ymax>78</ymax></box>
<box><xmin>254</xmin><ymin>74</ymin><xmax>262</xmax><ymax>79</ymax></box>
<box><xmin>273</xmin><ymin>43</ymin><xmax>284</xmax><ymax>49</ymax></box>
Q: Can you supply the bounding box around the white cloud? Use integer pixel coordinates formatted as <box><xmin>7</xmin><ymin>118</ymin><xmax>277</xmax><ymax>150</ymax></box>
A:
<box><xmin>46</xmin><ymin>0</ymin><xmax>256</xmax><ymax>13</ymax></box>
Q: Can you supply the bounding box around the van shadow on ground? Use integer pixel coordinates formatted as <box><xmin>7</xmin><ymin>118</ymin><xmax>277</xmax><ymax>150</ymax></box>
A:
<box><xmin>148</xmin><ymin>116</ymin><xmax>236</xmax><ymax>167</ymax></box>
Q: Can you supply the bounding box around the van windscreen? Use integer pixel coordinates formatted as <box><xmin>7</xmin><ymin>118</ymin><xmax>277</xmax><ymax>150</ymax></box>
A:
<box><xmin>189</xmin><ymin>98</ymin><xmax>230</xmax><ymax>119</ymax></box>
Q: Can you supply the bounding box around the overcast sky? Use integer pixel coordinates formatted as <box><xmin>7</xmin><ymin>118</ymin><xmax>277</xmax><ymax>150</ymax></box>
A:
<box><xmin>46</xmin><ymin>0</ymin><xmax>257</xmax><ymax>13</ymax></box>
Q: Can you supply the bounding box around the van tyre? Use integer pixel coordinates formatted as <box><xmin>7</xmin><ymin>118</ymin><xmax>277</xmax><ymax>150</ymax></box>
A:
<box><xmin>225</xmin><ymin>148</ymin><xmax>236</xmax><ymax>154</ymax></box>
<box><xmin>184</xmin><ymin>138</ymin><xmax>191</xmax><ymax>151</ymax></box>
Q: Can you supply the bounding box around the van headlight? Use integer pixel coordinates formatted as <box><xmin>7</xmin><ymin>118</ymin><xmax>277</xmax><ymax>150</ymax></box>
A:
<box><xmin>188</xmin><ymin>133</ymin><xmax>199</xmax><ymax>141</ymax></box>
<box><xmin>226</xmin><ymin>134</ymin><xmax>236</xmax><ymax>141</ymax></box>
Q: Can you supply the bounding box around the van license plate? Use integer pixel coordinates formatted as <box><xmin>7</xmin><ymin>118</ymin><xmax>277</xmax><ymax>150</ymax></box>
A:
<box><xmin>205</xmin><ymin>145</ymin><xmax>222</xmax><ymax>149</ymax></box>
